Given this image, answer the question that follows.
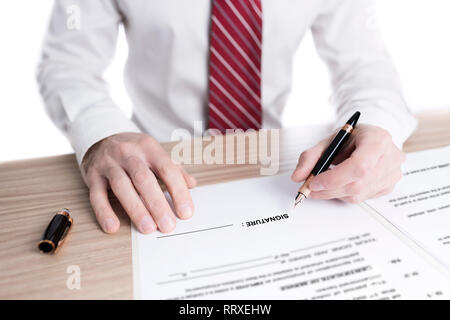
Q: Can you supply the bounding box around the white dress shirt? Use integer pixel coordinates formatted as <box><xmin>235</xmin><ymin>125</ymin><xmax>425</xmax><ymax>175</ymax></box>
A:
<box><xmin>37</xmin><ymin>0</ymin><xmax>418</xmax><ymax>164</ymax></box>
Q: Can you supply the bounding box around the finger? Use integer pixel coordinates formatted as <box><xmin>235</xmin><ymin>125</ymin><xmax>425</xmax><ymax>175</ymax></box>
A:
<box><xmin>142</xmin><ymin>139</ymin><xmax>195</xmax><ymax>219</ymax></box>
<box><xmin>311</xmin><ymin>152</ymin><xmax>400</xmax><ymax>201</ymax></box>
<box><xmin>123</xmin><ymin>156</ymin><xmax>177</xmax><ymax>233</ymax></box>
<box><xmin>310</xmin><ymin>138</ymin><xmax>386</xmax><ymax>192</ymax></box>
<box><xmin>105</xmin><ymin>166</ymin><xmax>158</xmax><ymax>234</ymax></box>
<box><xmin>181</xmin><ymin>166</ymin><xmax>197</xmax><ymax>189</ymax></box>
<box><xmin>311</xmin><ymin>178</ymin><xmax>380</xmax><ymax>201</ymax></box>
<box><xmin>309</xmin><ymin>187</ymin><xmax>349</xmax><ymax>200</ymax></box>
<box><xmin>152</xmin><ymin>157</ymin><xmax>195</xmax><ymax>220</ymax></box>
<box><xmin>334</xmin><ymin>162</ymin><xmax>402</xmax><ymax>204</ymax></box>
<box><xmin>291</xmin><ymin>138</ymin><xmax>330</xmax><ymax>182</ymax></box>
<box><xmin>88</xmin><ymin>174</ymin><xmax>120</xmax><ymax>233</ymax></box>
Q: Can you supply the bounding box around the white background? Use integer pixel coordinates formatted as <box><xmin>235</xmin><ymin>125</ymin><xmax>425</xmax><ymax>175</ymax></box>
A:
<box><xmin>1</xmin><ymin>0</ymin><xmax>449</xmax><ymax>162</ymax></box>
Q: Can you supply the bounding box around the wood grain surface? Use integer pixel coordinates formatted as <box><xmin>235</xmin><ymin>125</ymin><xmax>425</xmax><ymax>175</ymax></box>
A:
<box><xmin>0</xmin><ymin>109</ymin><xmax>449</xmax><ymax>299</ymax></box>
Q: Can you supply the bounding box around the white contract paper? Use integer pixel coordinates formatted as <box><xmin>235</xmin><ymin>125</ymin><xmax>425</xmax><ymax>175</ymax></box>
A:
<box><xmin>366</xmin><ymin>145</ymin><xmax>450</xmax><ymax>268</ymax></box>
<box><xmin>133</xmin><ymin>174</ymin><xmax>450</xmax><ymax>299</ymax></box>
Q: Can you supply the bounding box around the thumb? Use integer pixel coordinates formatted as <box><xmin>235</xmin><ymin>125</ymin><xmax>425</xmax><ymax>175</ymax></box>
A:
<box><xmin>291</xmin><ymin>138</ymin><xmax>330</xmax><ymax>182</ymax></box>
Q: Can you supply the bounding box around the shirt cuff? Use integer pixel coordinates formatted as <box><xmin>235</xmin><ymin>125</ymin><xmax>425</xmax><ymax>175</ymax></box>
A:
<box><xmin>335</xmin><ymin>103</ymin><xmax>418</xmax><ymax>149</ymax></box>
<box><xmin>68</xmin><ymin>105</ymin><xmax>141</xmax><ymax>165</ymax></box>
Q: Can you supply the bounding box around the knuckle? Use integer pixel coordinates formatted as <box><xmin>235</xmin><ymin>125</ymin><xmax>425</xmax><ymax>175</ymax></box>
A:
<box><xmin>88</xmin><ymin>150</ymin><xmax>110</xmax><ymax>169</ymax></box>
<box><xmin>89</xmin><ymin>195</ymin><xmax>109</xmax><ymax>218</ymax></box>
<box><xmin>97</xmin><ymin>154</ymin><xmax>116</xmax><ymax>169</ymax></box>
<box><xmin>132</xmin><ymin>168</ymin><xmax>151</xmax><ymax>186</ymax></box>
<box><xmin>157</xmin><ymin>162</ymin><xmax>177</xmax><ymax>179</ymax></box>
<box><xmin>114</xmin><ymin>142</ymin><xmax>134</xmax><ymax>158</ymax></box>
<box><xmin>124</xmin><ymin>157</ymin><xmax>149</xmax><ymax>185</ymax></box>
<box><xmin>147</xmin><ymin>197</ymin><xmax>166</xmax><ymax>214</ymax></box>
<box><xmin>128</xmin><ymin>203</ymin><xmax>145</xmax><ymax>221</ymax></box>
<box><xmin>85</xmin><ymin>170</ymin><xmax>98</xmax><ymax>186</ymax></box>
<box><xmin>124</xmin><ymin>155</ymin><xmax>141</xmax><ymax>168</ymax></box>
<box><xmin>300</xmin><ymin>150</ymin><xmax>313</xmax><ymax>160</ymax></box>
<box><xmin>89</xmin><ymin>190</ymin><xmax>99</xmax><ymax>206</ymax></box>
<box><xmin>104</xmin><ymin>165</ymin><xmax>117</xmax><ymax>178</ymax></box>
<box><xmin>140</xmin><ymin>135</ymin><xmax>157</xmax><ymax>147</ymax></box>
<box><xmin>109</xmin><ymin>175</ymin><xmax>127</xmax><ymax>190</ymax></box>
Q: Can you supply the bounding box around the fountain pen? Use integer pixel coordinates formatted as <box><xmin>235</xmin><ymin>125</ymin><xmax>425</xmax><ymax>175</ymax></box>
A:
<box><xmin>294</xmin><ymin>111</ymin><xmax>361</xmax><ymax>207</ymax></box>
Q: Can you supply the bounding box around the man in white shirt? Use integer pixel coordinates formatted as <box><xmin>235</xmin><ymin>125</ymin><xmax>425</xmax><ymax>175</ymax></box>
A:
<box><xmin>37</xmin><ymin>0</ymin><xmax>417</xmax><ymax>235</ymax></box>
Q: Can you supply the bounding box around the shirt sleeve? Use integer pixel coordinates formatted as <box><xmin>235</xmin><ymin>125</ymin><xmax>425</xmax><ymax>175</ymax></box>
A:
<box><xmin>311</xmin><ymin>0</ymin><xmax>417</xmax><ymax>148</ymax></box>
<box><xmin>37</xmin><ymin>0</ymin><xmax>140</xmax><ymax>165</ymax></box>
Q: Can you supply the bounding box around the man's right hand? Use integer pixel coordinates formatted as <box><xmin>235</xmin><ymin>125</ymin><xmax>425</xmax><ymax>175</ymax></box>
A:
<box><xmin>81</xmin><ymin>132</ymin><xmax>197</xmax><ymax>234</ymax></box>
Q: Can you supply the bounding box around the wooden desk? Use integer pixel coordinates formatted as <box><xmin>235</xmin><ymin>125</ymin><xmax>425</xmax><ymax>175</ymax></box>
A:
<box><xmin>1</xmin><ymin>109</ymin><xmax>449</xmax><ymax>299</ymax></box>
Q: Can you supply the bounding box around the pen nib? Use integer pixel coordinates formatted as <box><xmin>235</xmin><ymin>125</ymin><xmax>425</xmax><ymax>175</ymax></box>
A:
<box><xmin>294</xmin><ymin>193</ymin><xmax>306</xmax><ymax>208</ymax></box>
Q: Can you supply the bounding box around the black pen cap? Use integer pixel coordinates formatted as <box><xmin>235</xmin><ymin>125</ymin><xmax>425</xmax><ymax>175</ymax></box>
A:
<box><xmin>38</xmin><ymin>208</ymin><xmax>73</xmax><ymax>253</ymax></box>
<box><xmin>346</xmin><ymin>111</ymin><xmax>361</xmax><ymax>127</ymax></box>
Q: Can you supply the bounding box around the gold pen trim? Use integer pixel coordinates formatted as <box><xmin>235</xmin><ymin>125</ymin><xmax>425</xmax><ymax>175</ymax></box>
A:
<box><xmin>38</xmin><ymin>239</ymin><xmax>55</xmax><ymax>253</ymax></box>
<box><xmin>294</xmin><ymin>175</ymin><xmax>315</xmax><ymax>207</ymax></box>
<box><xmin>298</xmin><ymin>175</ymin><xmax>314</xmax><ymax>198</ymax></box>
<box><xmin>342</xmin><ymin>123</ymin><xmax>354</xmax><ymax>133</ymax></box>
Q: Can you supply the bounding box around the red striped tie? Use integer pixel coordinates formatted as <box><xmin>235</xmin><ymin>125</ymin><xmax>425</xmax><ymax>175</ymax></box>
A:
<box><xmin>208</xmin><ymin>0</ymin><xmax>262</xmax><ymax>133</ymax></box>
